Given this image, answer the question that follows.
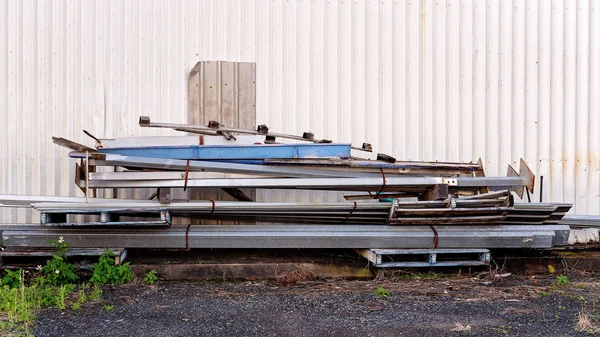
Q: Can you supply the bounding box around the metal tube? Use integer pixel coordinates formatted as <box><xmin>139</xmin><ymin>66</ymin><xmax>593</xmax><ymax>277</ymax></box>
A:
<box><xmin>79</xmin><ymin>176</ymin><xmax>445</xmax><ymax>190</ymax></box>
<box><xmin>97</xmin><ymin>154</ymin><xmax>382</xmax><ymax>178</ymax></box>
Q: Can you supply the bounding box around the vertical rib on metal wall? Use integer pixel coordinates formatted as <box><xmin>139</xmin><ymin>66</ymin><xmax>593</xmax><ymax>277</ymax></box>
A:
<box><xmin>1</xmin><ymin>0</ymin><xmax>599</xmax><ymax>223</ymax></box>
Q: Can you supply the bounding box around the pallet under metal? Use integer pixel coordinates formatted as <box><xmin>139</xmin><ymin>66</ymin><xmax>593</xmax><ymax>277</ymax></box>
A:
<box><xmin>355</xmin><ymin>248</ymin><xmax>491</xmax><ymax>268</ymax></box>
<box><xmin>0</xmin><ymin>247</ymin><xmax>127</xmax><ymax>269</ymax></box>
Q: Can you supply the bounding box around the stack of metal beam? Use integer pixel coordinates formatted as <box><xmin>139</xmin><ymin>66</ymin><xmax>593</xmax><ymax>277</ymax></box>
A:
<box><xmin>0</xmin><ymin>117</ymin><xmax>572</xmax><ymax>250</ymax></box>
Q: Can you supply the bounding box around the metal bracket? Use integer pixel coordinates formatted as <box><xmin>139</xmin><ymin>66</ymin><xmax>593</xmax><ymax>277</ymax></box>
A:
<box><xmin>519</xmin><ymin>158</ymin><xmax>536</xmax><ymax>194</ymax></box>
<box><xmin>506</xmin><ymin>164</ymin><xmax>524</xmax><ymax>199</ymax></box>
<box><xmin>441</xmin><ymin>178</ymin><xmax>458</xmax><ymax>186</ymax></box>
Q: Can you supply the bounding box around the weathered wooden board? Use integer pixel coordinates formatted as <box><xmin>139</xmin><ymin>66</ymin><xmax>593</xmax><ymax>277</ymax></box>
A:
<box><xmin>187</xmin><ymin>61</ymin><xmax>256</xmax><ymax>224</ymax></box>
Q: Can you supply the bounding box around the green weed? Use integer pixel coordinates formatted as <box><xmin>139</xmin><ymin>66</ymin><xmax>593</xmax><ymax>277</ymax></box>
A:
<box><xmin>143</xmin><ymin>270</ymin><xmax>158</xmax><ymax>285</ymax></box>
<box><xmin>1</xmin><ymin>269</ymin><xmax>23</xmax><ymax>289</ymax></box>
<box><xmin>0</xmin><ymin>238</ymin><xmax>121</xmax><ymax>336</ymax></box>
<box><xmin>90</xmin><ymin>249</ymin><xmax>133</xmax><ymax>285</ymax></box>
<box><xmin>374</xmin><ymin>285</ymin><xmax>391</xmax><ymax>298</ymax></box>
<box><xmin>40</xmin><ymin>237</ymin><xmax>79</xmax><ymax>286</ymax></box>
<box><xmin>89</xmin><ymin>285</ymin><xmax>103</xmax><ymax>300</ymax></box>
<box><xmin>55</xmin><ymin>284</ymin><xmax>74</xmax><ymax>310</ymax></box>
<box><xmin>104</xmin><ymin>304</ymin><xmax>115</xmax><ymax>312</ymax></box>
<box><xmin>555</xmin><ymin>275</ymin><xmax>569</xmax><ymax>287</ymax></box>
<box><xmin>0</xmin><ymin>271</ymin><xmax>42</xmax><ymax>335</ymax></box>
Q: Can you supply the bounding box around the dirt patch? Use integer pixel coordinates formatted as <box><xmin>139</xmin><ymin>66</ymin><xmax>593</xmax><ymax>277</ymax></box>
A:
<box><xmin>31</xmin><ymin>274</ymin><xmax>600</xmax><ymax>337</ymax></box>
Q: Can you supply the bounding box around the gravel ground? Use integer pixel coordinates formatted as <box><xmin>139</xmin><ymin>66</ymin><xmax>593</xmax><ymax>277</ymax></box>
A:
<box><xmin>32</xmin><ymin>275</ymin><xmax>600</xmax><ymax>337</ymax></box>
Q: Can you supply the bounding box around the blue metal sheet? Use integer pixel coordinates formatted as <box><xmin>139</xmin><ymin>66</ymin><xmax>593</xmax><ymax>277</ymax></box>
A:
<box><xmin>98</xmin><ymin>143</ymin><xmax>351</xmax><ymax>160</ymax></box>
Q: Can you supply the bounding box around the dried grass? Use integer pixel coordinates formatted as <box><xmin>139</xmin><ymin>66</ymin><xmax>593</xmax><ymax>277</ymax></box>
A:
<box><xmin>451</xmin><ymin>322</ymin><xmax>472</xmax><ymax>333</ymax></box>
<box><xmin>575</xmin><ymin>308</ymin><xmax>600</xmax><ymax>334</ymax></box>
<box><xmin>575</xmin><ymin>311</ymin><xmax>594</xmax><ymax>333</ymax></box>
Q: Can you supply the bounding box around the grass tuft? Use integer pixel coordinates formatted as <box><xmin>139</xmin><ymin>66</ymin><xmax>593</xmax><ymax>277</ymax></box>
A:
<box><xmin>451</xmin><ymin>322</ymin><xmax>472</xmax><ymax>333</ymax></box>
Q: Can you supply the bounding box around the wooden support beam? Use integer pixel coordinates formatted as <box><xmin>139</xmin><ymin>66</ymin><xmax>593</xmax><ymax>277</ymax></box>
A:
<box><xmin>157</xmin><ymin>188</ymin><xmax>172</xmax><ymax>204</ymax></box>
<box><xmin>418</xmin><ymin>184</ymin><xmax>449</xmax><ymax>201</ymax></box>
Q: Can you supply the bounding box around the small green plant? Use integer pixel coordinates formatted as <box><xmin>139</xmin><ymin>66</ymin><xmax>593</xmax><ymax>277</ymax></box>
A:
<box><xmin>1</xmin><ymin>269</ymin><xmax>23</xmax><ymax>288</ymax></box>
<box><xmin>0</xmin><ymin>240</ymin><xmax>117</xmax><ymax>336</ymax></box>
<box><xmin>104</xmin><ymin>304</ymin><xmax>115</xmax><ymax>312</ymax></box>
<box><xmin>374</xmin><ymin>285</ymin><xmax>391</xmax><ymax>298</ymax></box>
<box><xmin>0</xmin><ymin>269</ymin><xmax>25</xmax><ymax>288</ymax></box>
<box><xmin>55</xmin><ymin>284</ymin><xmax>74</xmax><ymax>310</ymax></box>
<box><xmin>41</xmin><ymin>237</ymin><xmax>79</xmax><ymax>286</ymax></box>
<box><xmin>492</xmin><ymin>325</ymin><xmax>509</xmax><ymax>335</ymax></box>
<box><xmin>143</xmin><ymin>270</ymin><xmax>158</xmax><ymax>285</ymax></box>
<box><xmin>89</xmin><ymin>285</ymin><xmax>103</xmax><ymax>300</ymax></box>
<box><xmin>90</xmin><ymin>249</ymin><xmax>133</xmax><ymax>285</ymax></box>
<box><xmin>555</xmin><ymin>314</ymin><xmax>560</xmax><ymax>320</ymax></box>
<box><xmin>555</xmin><ymin>274</ymin><xmax>569</xmax><ymax>286</ymax></box>
<box><xmin>538</xmin><ymin>290</ymin><xmax>550</xmax><ymax>297</ymax></box>
<box><xmin>396</xmin><ymin>272</ymin><xmax>440</xmax><ymax>280</ymax></box>
<box><xmin>0</xmin><ymin>271</ymin><xmax>40</xmax><ymax>335</ymax></box>
<box><xmin>71</xmin><ymin>284</ymin><xmax>89</xmax><ymax>311</ymax></box>
<box><xmin>558</xmin><ymin>305</ymin><xmax>566</xmax><ymax>310</ymax></box>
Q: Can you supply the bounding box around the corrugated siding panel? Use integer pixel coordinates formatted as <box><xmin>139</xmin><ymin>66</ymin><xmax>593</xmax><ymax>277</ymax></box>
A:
<box><xmin>1</xmin><ymin>0</ymin><xmax>599</xmax><ymax>223</ymax></box>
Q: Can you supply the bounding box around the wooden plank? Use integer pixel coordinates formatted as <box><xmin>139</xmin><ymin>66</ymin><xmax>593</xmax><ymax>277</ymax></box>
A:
<box><xmin>475</xmin><ymin>158</ymin><xmax>489</xmax><ymax>194</ymax></box>
<box><xmin>182</xmin><ymin>62</ymin><xmax>204</xmax><ymax>225</ymax></box>
<box><xmin>418</xmin><ymin>184</ymin><xmax>449</xmax><ymax>201</ymax></box>
<box><xmin>157</xmin><ymin>188</ymin><xmax>172</xmax><ymax>204</ymax></box>
<box><xmin>198</xmin><ymin>61</ymin><xmax>221</xmax><ymax>223</ymax></box>
<box><xmin>238</xmin><ymin>62</ymin><xmax>256</xmax><ymax>129</ymax></box>
<box><xmin>187</xmin><ymin>62</ymin><xmax>204</xmax><ymax>223</ymax></box>
<box><xmin>221</xmin><ymin>62</ymin><xmax>236</xmax><ymax>128</ymax></box>
<box><xmin>188</xmin><ymin>62</ymin><xmax>202</xmax><ymax>125</ymax></box>
<box><xmin>203</xmin><ymin>61</ymin><xmax>220</xmax><ymax>123</ymax></box>
<box><xmin>217</xmin><ymin>62</ymin><xmax>238</xmax><ymax>204</ymax></box>
<box><xmin>185</xmin><ymin>61</ymin><xmax>257</xmax><ymax>224</ymax></box>
<box><xmin>233</xmin><ymin>62</ymin><xmax>256</xmax><ymax>206</ymax></box>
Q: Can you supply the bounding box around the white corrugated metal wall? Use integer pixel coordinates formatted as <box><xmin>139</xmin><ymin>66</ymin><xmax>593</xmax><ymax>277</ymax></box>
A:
<box><xmin>1</xmin><ymin>0</ymin><xmax>599</xmax><ymax>222</ymax></box>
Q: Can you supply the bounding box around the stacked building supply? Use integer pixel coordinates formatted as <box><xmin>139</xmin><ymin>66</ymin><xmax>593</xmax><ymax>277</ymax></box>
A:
<box><xmin>0</xmin><ymin>117</ymin><xmax>572</xmax><ymax>252</ymax></box>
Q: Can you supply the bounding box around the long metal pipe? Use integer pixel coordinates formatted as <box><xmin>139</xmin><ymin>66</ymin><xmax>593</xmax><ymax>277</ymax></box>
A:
<box><xmin>96</xmin><ymin>154</ymin><xmax>381</xmax><ymax>178</ymax></box>
<box><xmin>0</xmin><ymin>194</ymin><xmax>158</xmax><ymax>208</ymax></box>
<box><xmin>78</xmin><ymin>176</ymin><xmax>529</xmax><ymax>191</ymax></box>
<box><xmin>79</xmin><ymin>176</ymin><xmax>446</xmax><ymax>190</ymax></box>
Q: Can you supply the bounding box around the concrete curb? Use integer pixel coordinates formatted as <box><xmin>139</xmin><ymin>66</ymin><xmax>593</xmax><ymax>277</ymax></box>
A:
<box><xmin>130</xmin><ymin>262</ymin><xmax>374</xmax><ymax>282</ymax></box>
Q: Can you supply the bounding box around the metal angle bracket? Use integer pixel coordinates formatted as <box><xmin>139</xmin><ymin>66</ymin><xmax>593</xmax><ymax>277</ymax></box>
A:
<box><xmin>52</xmin><ymin>136</ymin><xmax>96</xmax><ymax>153</ymax></box>
<box><xmin>506</xmin><ymin>164</ymin><xmax>525</xmax><ymax>199</ymax></box>
<box><xmin>519</xmin><ymin>158</ymin><xmax>536</xmax><ymax>194</ymax></box>
<box><xmin>475</xmin><ymin>158</ymin><xmax>490</xmax><ymax>194</ymax></box>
